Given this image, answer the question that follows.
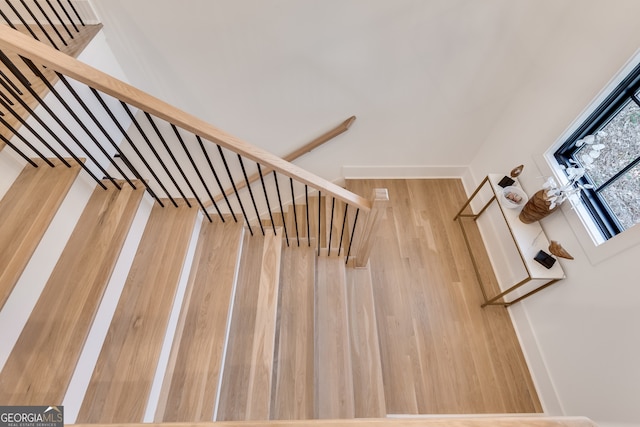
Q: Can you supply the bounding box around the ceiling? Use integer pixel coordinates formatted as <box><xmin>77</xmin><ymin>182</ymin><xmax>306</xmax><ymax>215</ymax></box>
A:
<box><xmin>87</xmin><ymin>0</ymin><xmax>603</xmax><ymax>179</ymax></box>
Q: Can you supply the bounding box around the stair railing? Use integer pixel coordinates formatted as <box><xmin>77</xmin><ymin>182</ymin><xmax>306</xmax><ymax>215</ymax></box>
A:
<box><xmin>0</xmin><ymin>25</ymin><xmax>386</xmax><ymax>266</ymax></box>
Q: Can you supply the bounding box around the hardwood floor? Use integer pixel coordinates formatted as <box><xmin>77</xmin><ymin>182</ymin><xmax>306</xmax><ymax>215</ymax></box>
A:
<box><xmin>345</xmin><ymin>179</ymin><xmax>542</xmax><ymax>415</ymax></box>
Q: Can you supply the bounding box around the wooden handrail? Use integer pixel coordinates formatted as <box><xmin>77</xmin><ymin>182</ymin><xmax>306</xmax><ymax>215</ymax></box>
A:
<box><xmin>208</xmin><ymin>116</ymin><xmax>356</xmax><ymax>207</ymax></box>
<box><xmin>284</xmin><ymin>116</ymin><xmax>356</xmax><ymax>160</ymax></box>
<box><xmin>0</xmin><ymin>26</ymin><xmax>371</xmax><ymax>211</ymax></box>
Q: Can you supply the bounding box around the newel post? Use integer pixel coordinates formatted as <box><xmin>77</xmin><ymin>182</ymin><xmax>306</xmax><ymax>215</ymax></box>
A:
<box><xmin>355</xmin><ymin>188</ymin><xmax>389</xmax><ymax>268</ymax></box>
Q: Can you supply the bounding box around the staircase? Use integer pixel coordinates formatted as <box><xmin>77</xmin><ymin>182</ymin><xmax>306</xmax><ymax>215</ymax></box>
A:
<box><xmin>0</xmin><ymin>158</ymin><xmax>385</xmax><ymax>423</ymax></box>
<box><xmin>0</xmin><ymin>17</ymin><xmax>390</xmax><ymax>422</ymax></box>
<box><xmin>0</xmin><ymin>12</ymin><xmax>598</xmax><ymax>427</ymax></box>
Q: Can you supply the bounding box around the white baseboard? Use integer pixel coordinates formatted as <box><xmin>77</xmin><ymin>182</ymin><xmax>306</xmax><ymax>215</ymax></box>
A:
<box><xmin>343</xmin><ymin>165</ymin><xmax>470</xmax><ymax>179</ymax></box>
<box><xmin>508</xmin><ymin>304</ymin><xmax>564</xmax><ymax>415</ymax></box>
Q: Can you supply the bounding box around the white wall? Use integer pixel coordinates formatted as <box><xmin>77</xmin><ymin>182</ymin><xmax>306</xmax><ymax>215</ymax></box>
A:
<box><xmin>87</xmin><ymin>0</ymin><xmax>580</xmax><ymax>185</ymax></box>
<box><xmin>467</xmin><ymin>3</ymin><xmax>640</xmax><ymax>426</ymax></box>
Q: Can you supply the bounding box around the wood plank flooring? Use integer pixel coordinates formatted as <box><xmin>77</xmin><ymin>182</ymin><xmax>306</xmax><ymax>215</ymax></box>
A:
<box><xmin>0</xmin><ymin>179</ymin><xmax>144</xmax><ymax>404</ymax></box>
<box><xmin>77</xmin><ymin>201</ymin><xmax>199</xmax><ymax>423</ymax></box>
<box><xmin>0</xmin><ymin>159</ymin><xmax>80</xmax><ymax>309</ymax></box>
<box><xmin>345</xmin><ymin>179</ymin><xmax>542</xmax><ymax>414</ymax></box>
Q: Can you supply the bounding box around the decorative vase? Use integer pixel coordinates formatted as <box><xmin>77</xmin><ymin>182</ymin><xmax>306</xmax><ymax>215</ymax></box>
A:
<box><xmin>518</xmin><ymin>189</ymin><xmax>560</xmax><ymax>224</ymax></box>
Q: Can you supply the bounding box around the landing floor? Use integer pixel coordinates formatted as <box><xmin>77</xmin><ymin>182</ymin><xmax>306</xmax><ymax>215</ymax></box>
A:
<box><xmin>346</xmin><ymin>179</ymin><xmax>542</xmax><ymax>414</ymax></box>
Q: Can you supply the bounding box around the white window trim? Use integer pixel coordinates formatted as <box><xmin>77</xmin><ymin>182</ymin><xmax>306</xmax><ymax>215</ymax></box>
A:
<box><xmin>540</xmin><ymin>49</ymin><xmax>640</xmax><ymax>265</ymax></box>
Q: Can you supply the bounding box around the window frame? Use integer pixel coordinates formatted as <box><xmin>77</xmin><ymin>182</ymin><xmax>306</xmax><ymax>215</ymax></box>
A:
<box><xmin>553</xmin><ymin>60</ymin><xmax>640</xmax><ymax>241</ymax></box>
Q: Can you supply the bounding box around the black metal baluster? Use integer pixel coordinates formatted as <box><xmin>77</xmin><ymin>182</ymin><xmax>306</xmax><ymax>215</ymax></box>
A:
<box><xmin>90</xmin><ymin>93</ymin><xmax>165</xmax><ymax>205</ymax></box>
<box><xmin>0</xmin><ymin>114</ymin><xmax>54</xmax><ymax>166</ymax></box>
<box><xmin>18</xmin><ymin>0</ymin><xmax>59</xmax><ymax>49</ymax></box>
<box><xmin>32</xmin><ymin>0</ymin><xmax>67</xmax><ymax>46</ymax></box>
<box><xmin>145</xmin><ymin>114</ymin><xmax>194</xmax><ymax>207</ymax></box>
<box><xmin>0</xmin><ymin>94</ymin><xmax>69</xmax><ymax>166</ymax></box>
<box><xmin>170</xmin><ymin>124</ymin><xmax>215</xmax><ymax>222</ymax></box>
<box><xmin>318</xmin><ymin>190</ymin><xmax>321</xmax><ymax>256</ymax></box>
<box><xmin>6</xmin><ymin>55</ymin><xmax>117</xmax><ymax>187</ymax></box>
<box><xmin>218</xmin><ymin>145</ymin><xmax>252</xmax><ymax>235</ymax></box>
<box><xmin>196</xmin><ymin>135</ymin><xmax>236</xmax><ymax>222</ymax></box>
<box><xmin>56</xmin><ymin>74</ymin><xmax>148</xmax><ymax>192</ymax></box>
<box><xmin>0</xmin><ymin>51</ymin><xmax>30</xmax><ymax>89</ymax></box>
<box><xmin>327</xmin><ymin>198</ymin><xmax>336</xmax><ymax>256</ymax></box>
<box><xmin>89</xmin><ymin>93</ymin><xmax>169</xmax><ymax>203</ymax></box>
<box><xmin>338</xmin><ymin>205</ymin><xmax>348</xmax><ymax>256</ymax></box>
<box><xmin>117</xmin><ymin>101</ymin><xmax>177</xmax><ymax>207</ymax></box>
<box><xmin>257</xmin><ymin>163</ymin><xmax>276</xmax><ymax>235</ymax></box>
<box><xmin>0</xmin><ymin>132</ymin><xmax>38</xmax><ymax>166</ymax></box>
<box><xmin>0</xmin><ymin>8</ymin><xmax>18</xmax><ymax>30</ymax></box>
<box><xmin>273</xmin><ymin>171</ymin><xmax>289</xmax><ymax>247</ymax></box>
<box><xmin>4</xmin><ymin>1</ymin><xmax>39</xmax><ymax>41</ymax></box>
<box><xmin>0</xmin><ymin>86</ymin><xmax>13</xmax><ymax>104</ymax></box>
<box><xmin>305</xmin><ymin>185</ymin><xmax>310</xmax><ymax>247</ymax></box>
<box><xmin>65</xmin><ymin>0</ymin><xmax>83</xmax><ymax>26</ymax></box>
<box><xmin>56</xmin><ymin>0</ymin><xmax>77</xmax><ymax>32</ymax></box>
<box><xmin>290</xmin><ymin>177</ymin><xmax>299</xmax><ymax>246</ymax></box>
<box><xmin>0</xmin><ymin>70</ymin><xmax>24</xmax><ymax>96</ymax></box>
<box><xmin>23</xmin><ymin>58</ymin><xmax>132</xmax><ymax>187</ymax></box>
<box><xmin>45</xmin><ymin>0</ymin><xmax>73</xmax><ymax>39</ymax></box>
<box><xmin>238</xmin><ymin>155</ymin><xmax>264</xmax><ymax>236</ymax></box>
<box><xmin>0</xmin><ymin>69</ymin><xmax>105</xmax><ymax>187</ymax></box>
<box><xmin>345</xmin><ymin>208</ymin><xmax>360</xmax><ymax>264</ymax></box>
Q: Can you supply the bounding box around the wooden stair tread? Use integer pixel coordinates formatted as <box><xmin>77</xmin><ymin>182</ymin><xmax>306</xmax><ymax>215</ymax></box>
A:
<box><xmin>77</xmin><ymin>201</ymin><xmax>199</xmax><ymax>423</ymax></box>
<box><xmin>346</xmin><ymin>267</ymin><xmax>386</xmax><ymax>417</ymax></box>
<box><xmin>0</xmin><ymin>179</ymin><xmax>144</xmax><ymax>404</ymax></box>
<box><xmin>271</xmin><ymin>244</ymin><xmax>315</xmax><ymax>420</ymax></box>
<box><xmin>315</xmin><ymin>256</ymin><xmax>354</xmax><ymax>419</ymax></box>
<box><xmin>0</xmin><ymin>159</ymin><xmax>81</xmax><ymax>310</ymax></box>
<box><xmin>217</xmin><ymin>228</ymin><xmax>283</xmax><ymax>421</ymax></box>
<box><xmin>157</xmin><ymin>218</ymin><xmax>245</xmax><ymax>422</ymax></box>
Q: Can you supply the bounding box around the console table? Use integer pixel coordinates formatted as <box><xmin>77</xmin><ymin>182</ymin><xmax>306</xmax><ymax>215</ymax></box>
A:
<box><xmin>454</xmin><ymin>174</ymin><xmax>565</xmax><ymax>307</ymax></box>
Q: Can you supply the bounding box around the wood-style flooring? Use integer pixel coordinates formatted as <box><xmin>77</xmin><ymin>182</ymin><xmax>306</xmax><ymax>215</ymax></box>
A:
<box><xmin>345</xmin><ymin>179</ymin><xmax>542</xmax><ymax>415</ymax></box>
